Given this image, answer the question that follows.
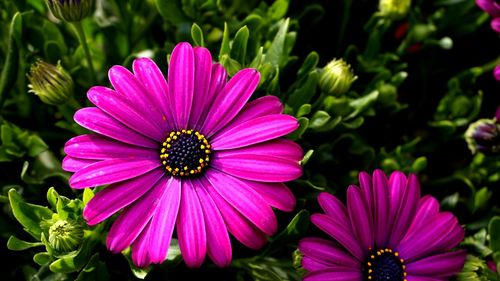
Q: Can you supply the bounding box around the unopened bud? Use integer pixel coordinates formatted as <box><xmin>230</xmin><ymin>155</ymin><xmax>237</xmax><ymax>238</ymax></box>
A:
<box><xmin>48</xmin><ymin>219</ymin><xmax>84</xmax><ymax>253</ymax></box>
<box><xmin>45</xmin><ymin>0</ymin><xmax>94</xmax><ymax>22</ymax></box>
<box><xmin>319</xmin><ymin>59</ymin><xmax>357</xmax><ymax>96</ymax></box>
<box><xmin>465</xmin><ymin>119</ymin><xmax>500</xmax><ymax>155</ymax></box>
<box><xmin>27</xmin><ymin>60</ymin><xmax>74</xmax><ymax>105</ymax></box>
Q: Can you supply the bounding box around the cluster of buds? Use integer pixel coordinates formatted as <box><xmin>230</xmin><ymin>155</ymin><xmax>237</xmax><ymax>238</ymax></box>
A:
<box><xmin>45</xmin><ymin>0</ymin><xmax>94</xmax><ymax>22</ymax></box>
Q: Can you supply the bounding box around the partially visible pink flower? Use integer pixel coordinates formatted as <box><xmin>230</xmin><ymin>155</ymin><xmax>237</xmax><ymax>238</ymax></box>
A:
<box><xmin>476</xmin><ymin>0</ymin><xmax>500</xmax><ymax>33</ymax></box>
<box><xmin>494</xmin><ymin>64</ymin><xmax>500</xmax><ymax>81</ymax></box>
<box><xmin>298</xmin><ymin>170</ymin><xmax>466</xmax><ymax>281</ymax></box>
<box><xmin>63</xmin><ymin>42</ymin><xmax>303</xmax><ymax>268</ymax></box>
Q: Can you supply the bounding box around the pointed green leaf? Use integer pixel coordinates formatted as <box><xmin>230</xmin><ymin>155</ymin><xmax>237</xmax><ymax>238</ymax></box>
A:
<box><xmin>265</xmin><ymin>18</ymin><xmax>290</xmax><ymax>67</ymax></box>
<box><xmin>287</xmin><ymin>117</ymin><xmax>308</xmax><ymax>140</ymax></box>
<box><xmin>230</xmin><ymin>26</ymin><xmax>250</xmax><ymax>64</ymax></box>
<box><xmin>309</xmin><ymin>111</ymin><xmax>330</xmax><ymax>129</ymax></box>
<box><xmin>269</xmin><ymin>0</ymin><xmax>290</xmax><ymax>20</ymax></box>
<box><xmin>7</xmin><ymin>236</ymin><xmax>44</xmax><ymax>251</ymax></box>
<box><xmin>8</xmin><ymin>189</ymin><xmax>53</xmax><ymax>239</ymax></box>
<box><xmin>297</xmin><ymin>51</ymin><xmax>319</xmax><ymax>78</ymax></box>
<box><xmin>300</xmin><ymin>150</ymin><xmax>314</xmax><ymax>166</ymax></box>
<box><xmin>83</xmin><ymin>189</ymin><xmax>94</xmax><ymax>206</ymax></box>
<box><xmin>219</xmin><ymin>23</ymin><xmax>231</xmax><ymax>60</ymax></box>
<box><xmin>191</xmin><ymin>23</ymin><xmax>204</xmax><ymax>47</ymax></box>
<box><xmin>296</xmin><ymin>104</ymin><xmax>311</xmax><ymax>117</ymax></box>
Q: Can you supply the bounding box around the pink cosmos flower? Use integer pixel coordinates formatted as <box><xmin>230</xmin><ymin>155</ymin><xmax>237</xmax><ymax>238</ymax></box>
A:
<box><xmin>298</xmin><ymin>170</ymin><xmax>466</xmax><ymax>281</ymax></box>
<box><xmin>62</xmin><ymin>42</ymin><xmax>303</xmax><ymax>267</ymax></box>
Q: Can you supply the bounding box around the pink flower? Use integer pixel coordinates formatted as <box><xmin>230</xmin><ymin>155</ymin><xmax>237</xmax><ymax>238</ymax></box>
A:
<box><xmin>62</xmin><ymin>42</ymin><xmax>303</xmax><ymax>267</ymax></box>
<box><xmin>298</xmin><ymin>170</ymin><xmax>466</xmax><ymax>281</ymax></box>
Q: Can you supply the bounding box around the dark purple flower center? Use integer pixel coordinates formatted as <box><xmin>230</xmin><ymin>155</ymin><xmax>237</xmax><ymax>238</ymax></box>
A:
<box><xmin>364</xmin><ymin>248</ymin><xmax>406</xmax><ymax>281</ymax></box>
<box><xmin>160</xmin><ymin>130</ymin><xmax>211</xmax><ymax>177</ymax></box>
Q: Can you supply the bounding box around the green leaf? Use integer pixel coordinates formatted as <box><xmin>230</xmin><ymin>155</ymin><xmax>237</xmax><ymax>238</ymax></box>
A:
<box><xmin>191</xmin><ymin>23</ymin><xmax>204</xmax><ymax>47</ymax></box>
<box><xmin>75</xmin><ymin>254</ymin><xmax>110</xmax><ymax>281</ymax></box>
<box><xmin>219</xmin><ymin>22</ymin><xmax>231</xmax><ymax>60</ymax></box>
<box><xmin>44</xmin><ymin>41</ymin><xmax>63</xmax><ymax>62</ymax></box>
<box><xmin>346</xmin><ymin>90</ymin><xmax>380</xmax><ymax>120</ymax></box>
<box><xmin>34</xmin><ymin>252</ymin><xmax>52</xmax><ymax>266</ymax></box>
<box><xmin>309</xmin><ymin>111</ymin><xmax>330</xmax><ymax>129</ymax></box>
<box><xmin>274</xmin><ymin>210</ymin><xmax>309</xmax><ymax>243</ymax></box>
<box><xmin>265</xmin><ymin>18</ymin><xmax>290</xmax><ymax>67</ymax></box>
<box><xmin>296</xmin><ymin>104</ymin><xmax>311</xmax><ymax>117</ymax></box>
<box><xmin>297</xmin><ymin>51</ymin><xmax>319</xmax><ymax>78</ymax></box>
<box><xmin>8</xmin><ymin>189</ymin><xmax>53</xmax><ymax>239</ymax></box>
<box><xmin>122</xmin><ymin>247</ymin><xmax>152</xmax><ymax>279</ymax></box>
<box><xmin>0</xmin><ymin>12</ymin><xmax>21</xmax><ymax>108</ymax></box>
<box><xmin>268</xmin><ymin>0</ymin><xmax>290</xmax><ymax>20</ymax></box>
<box><xmin>489</xmin><ymin>216</ymin><xmax>500</xmax><ymax>252</ymax></box>
<box><xmin>287</xmin><ymin>117</ymin><xmax>308</xmax><ymax>140</ymax></box>
<box><xmin>473</xmin><ymin>187</ymin><xmax>491</xmax><ymax>213</ymax></box>
<box><xmin>286</xmin><ymin>71</ymin><xmax>319</xmax><ymax>110</ymax></box>
<box><xmin>230</xmin><ymin>26</ymin><xmax>250</xmax><ymax>65</ymax></box>
<box><xmin>7</xmin><ymin>236</ymin><xmax>44</xmax><ymax>251</ymax></box>
<box><xmin>83</xmin><ymin>189</ymin><xmax>94</xmax><ymax>206</ymax></box>
<box><xmin>47</xmin><ymin>187</ymin><xmax>59</xmax><ymax>210</ymax></box>
<box><xmin>300</xmin><ymin>150</ymin><xmax>314</xmax><ymax>166</ymax></box>
<box><xmin>155</xmin><ymin>0</ymin><xmax>189</xmax><ymax>25</ymax></box>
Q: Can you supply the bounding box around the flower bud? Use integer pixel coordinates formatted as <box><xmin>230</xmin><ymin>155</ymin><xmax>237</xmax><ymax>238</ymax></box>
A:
<box><xmin>379</xmin><ymin>0</ymin><xmax>411</xmax><ymax>20</ymax></box>
<box><xmin>45</xmin><ymin>0</ymin><xmax>94</xmax><ymax>22</ymax></box>
<box><xmin>48</xmin><ymin>219</ymin><xmax>84</xmax><ymax>253</ymax></box>
<box><xmin>319</xmin><ymin>59</ymin><xmax>357</xmax><ymax>96</ymax></box>
<box><xmin>292</xmin><ymin>249</ymin><xmax>307</xmax><ymax>277</ymax></box>
<box><xmin>465</xmin><ymin>119</ymin><xmax>500</xmax><ymax>155</ymax></box>
<box><xmin>27</xmin><ymin>60</ymin><xmax>74</xmax><ymax>105</ymax></box>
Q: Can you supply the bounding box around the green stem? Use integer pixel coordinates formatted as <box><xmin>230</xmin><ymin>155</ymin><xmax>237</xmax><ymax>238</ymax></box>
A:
<box><xmin>71</xmin><ymin>21</ymin><xmax>96</xmax><ymax>84</ymax></box>
<box><xmin>336</xmin><ymin>0</ymin><xmax>352</xmax><ymax>56</ymax></box>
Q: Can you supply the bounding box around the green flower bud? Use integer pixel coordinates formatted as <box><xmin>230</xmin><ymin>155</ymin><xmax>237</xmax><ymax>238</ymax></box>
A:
<box><xmin>378</xmin><ymin>0</ymin><xmax>411</xmax><ymax>20</ymax></box>
<box><xmin>292</xmin><ymin>249</ymin><xmax>307</xmax><ymax>278</ymax></box>
<box><xmin>45</xmin><ymin>0</ymin><xmax>94</xmax><ymax>22</ymax></box>
<box><xmin>465</xmin><ymin>119</ymin><xmax>500</xmax><ymax>155</ymax></box>
<box><xmin>48</xmin><ymin>219</ymin><xmax>84</xmax><ymax>253</ymax></box>
<box><xmin>319</xmin><ymin>59</ymin><xmax>357</xmax><ymax>96</ymax></box>
<box><xmin>377</xmin><ymin>83</ymin><xmax>398</xmax><ymax>105</ymax></box>
<box><xmin>412</xmin><ymin>23</ymin><xmax>437</xmax><ymax>41</ymax></box>
<box><xmin>27</xmin><ymin>60</ymin><xmax>74</xmax><ymax>105</ymax></box>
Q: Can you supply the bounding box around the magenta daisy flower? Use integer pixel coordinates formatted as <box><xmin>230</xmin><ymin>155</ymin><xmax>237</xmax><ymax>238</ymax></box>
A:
<box><xmin>298</xmin><ymin>170</ymin><xmax>466</xmax><ymax>281</ymax></box>
<box><xmin>62</xmin><ymin>42</ymin><xmax>303</xmax><ymax>267</ymax></box>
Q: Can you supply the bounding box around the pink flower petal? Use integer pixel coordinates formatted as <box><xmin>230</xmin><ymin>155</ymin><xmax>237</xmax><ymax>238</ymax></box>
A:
<box><xmin>406</xmin><ymin>250</ymin><xmax>466</xmax><ymax>278</ymax></box>
<box><xmin>176</xmin><ymin>179</ymin><xmax>207</xmax><ymax>268</ymax></box>
<box><xmin>62</xmin><ymin>156</ymin><xmax>96</xmax><ymax>172</ymax></box>
<box><xmin>303</xmin><ymin>268</ymin><xmax>363</xmax><ymax>281</ymax></box>
<box><xmin>211</xmin><ymin>153</ymin><xmax>302</xmax><ymax>183</ymax></box>
<box><xmin>69</xmin><ymin>159</ymin><xmax>161</xmax><ymax>189</ymax></box>
<box><xmin>298</xmin><ymin>237</ymin><xmax>360</xmax><ymax>268</ymax></box>
<box><xmin>193</xmin><ymin>178</ymin><xmax>232</xmax><ymax>267</ymax></box>
<box><xmin>149</xmin><ymin>176</ymin><xmax>181</xmax><ymax>263</ymax></box>
<box><xmin>398</xmin><ymin>212</ymin><xmax>464</xmax><ymax>262</ymax></box>
<box><xmin>194</xmin><ymin>64</ymin><xmax>227</xmax><ymax>129</ymax></box>
<box><xmin>389</xmin><ymin>173</ymin><xmax>421</xmax><ymax>247</ymax></box>
<box><xmin>132</xmin><ymin>221</ymin><xmax>153</xmax><ymax>268</ymax></box>
<box><xmin>317</xmin><ymin>192</ymin><xmax>351</xmax><ymax>231</ymax></box>
<box><xmin>302</xmin><ymin>257</ymin><xmax>357</xmax><ymax>272</ymax></box>
<box><xmin>212</xmin><ymin>139</ymin><xmax>303</xmax><ymax>162</ymax></box>
<box><xmin>245</xmin><ymin>180</ymin><xmax>296</xmax><ymax>212</ymax></box>
<box><xmin>405</xmin><ymin>276</ymin><xmax>445</xmax><ymax>281</ymax></box>
<box><xmin>311</xmin><ymin>214</ymin><xmax>365</xmax><ymax>261</ymax></box>
<box><xmin>211</xmin><ymin>114</ymin><xmax>299</xmax><ymax>150</ymax></box>
<box><xmin>64</xmin><ymin>134</ymin><xmax>157</xmax><ymax>160</ymax></box>
<box><xmin>106</xmin><ymin>176</ymin><xmax>169</xmax><ymax>253</ymax></box>
<box><xmin>188</xmin><ymin>47</ymin><xmax>213</xmax><ymax>128</ymax></box>
<box><xmin>132</xmin><ymin>57</ymin><xmax>174</xmax><ymax>131</ymax></box>
<box><xmin>83</xmin><ymin>168</ymin><xmax>164</xmax><ymax>225</ymax></box>
<box><xmin>387</xmin><ymin>171</ymin><xmax>407</xmax><ymax>237</ymax></box>
<box><xmin>168</xmin><ymin>42</ymin><xmax>195</xmax><ymax>129</ymax></box>
<box><xmin>347</xmin><ymin>185</ymin><xmax>374</xmax><ymax>253</ymax></box>
<box><xmin>204</xmin><ymin>170</ymin><xmax>277</xmax><ymax>235</ymax></box>
<box><xmin>200</xmin><ymin>176</ymin><xmax>268</xmax><ymax>249</ymax></box>
<box><xmin>87</xmin><ymin>86</ymin><xmax>164</xmax><ymax>141</ymax></box>
<box><xmin>202</xmin><ymin>68</ymin><xmax>260</xmax><ymax>137</ymax></box>
<box><xmin>108</xmin><ymin>65</ymin><xmax>167</xmax><ymax>132</ymax></box>
<box><xmin>372</xmin><ymin>169</ymin><xmax>391</xmax><ymax>248</ymax></box>
<box><xmin>218</xmin><ymin>95</ymin><xmax>284</xmax><ymax>132</ymax></box>
<box><xmin>74</xmin><ymin>107</ymin><xmax>158</xmax><ymax>148</ymax></box>
<box><xmin>406</xmin><ymin>195</ymin><xmax>440</xmax><ymax>235</ymax></box>
<box><xmin>358</xmin><ymin>172</ymin><xmax>373</xmax><ymax>217</ymax></box>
